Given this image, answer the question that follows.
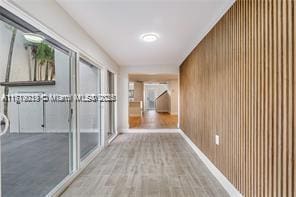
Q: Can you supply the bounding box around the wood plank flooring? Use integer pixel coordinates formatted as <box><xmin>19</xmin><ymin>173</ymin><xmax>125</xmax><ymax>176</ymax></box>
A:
<box><xmin>129</xmin><ymin>111</ymin><xmax>178</xmax><ymax>129</ymax></box>
<box><xmin>61</xmin><ymin>133</ymin><xmax>229</xmax><ymax>197</ymax></box>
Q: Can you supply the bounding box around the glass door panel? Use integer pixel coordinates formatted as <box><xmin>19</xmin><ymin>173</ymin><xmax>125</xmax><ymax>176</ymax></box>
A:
<box><xmin>79</xmin><ymin>59</ymin><xmax>101</xmax><ymax>160</ymax></box>
<box><xmin>0</xmin><ymin>13</ymin><xmax>73</xmax><ymax>197</ymax></box>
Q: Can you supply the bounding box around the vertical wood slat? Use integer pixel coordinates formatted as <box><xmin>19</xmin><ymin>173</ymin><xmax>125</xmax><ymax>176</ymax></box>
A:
<box><xmin>267</xmin><ymin>1</ymin><xmax>273</xmax><ymax>196</ymax></box>
<box><xmin>287</xmin><ymin>1</ymin><xmax>293</xmax><ymax>197</ymax></box>
<box><xmin>179</xmin><ymin>0</ymin><xmax>295</xmax><ymax>196</ymax></box>
<box><xmin>273</xmin><ymin>0</ymin><xmax>278</xmax><ymax>196</ymax></box>
<box><xmin>294</xmin><ymin>2</ymin><xmax>296</xmax><ymax>196</ymax></box>
<box><xmin>293</xmin><ymin>2</ymin><xmax>296</xmax><ymax>197</ymax></box>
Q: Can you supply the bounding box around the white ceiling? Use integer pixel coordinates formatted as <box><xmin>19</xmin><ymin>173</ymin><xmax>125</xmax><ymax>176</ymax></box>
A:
<box><xmin>57</xmin><ymin>0</ymin><xmax>233</xmax><ymax>67</ymax></box>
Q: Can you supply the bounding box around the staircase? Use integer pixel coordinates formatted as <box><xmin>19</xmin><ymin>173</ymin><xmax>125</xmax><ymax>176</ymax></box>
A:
<box><xmin>155</xmin><ymin>90</ymin><xmax>170</xmax><ymax>113</ymax></box>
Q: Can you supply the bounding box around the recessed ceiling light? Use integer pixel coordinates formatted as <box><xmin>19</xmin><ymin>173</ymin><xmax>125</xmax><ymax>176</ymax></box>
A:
<box><xmin>24</xmin><ymin>33</ymin><xmax>45</xmax><ymax>43</ymax></box>
<box><xmin>140</xmin><ymin>33</ymin><xmax>159</xmax><ymax>42</ymax></box>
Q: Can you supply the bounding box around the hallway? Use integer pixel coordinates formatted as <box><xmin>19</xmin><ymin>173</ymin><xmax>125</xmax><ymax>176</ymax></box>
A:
<box><xmin>61</xmin><ymin>132</ymin><xmax>228</xmax><ymax>197</ymax></box>
<box><xmin>1</xmin><ymin>0</ymin><xmax>295</xmax><ymax>196</ymax></box>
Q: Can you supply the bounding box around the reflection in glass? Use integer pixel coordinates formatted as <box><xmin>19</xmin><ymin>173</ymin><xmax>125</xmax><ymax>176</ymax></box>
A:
<box><xmin>0</xmin><ymin>16</ymin><xmax>72</xmax><ymax>197</ymax></box>
<box><xmin>79</xmin><ymin>59</ymin><xmax>101</xmax><ymax>160</ymax></box>
<box><xmin>0</xmin><ymin>21</ymin><xmax>56</xmax><ymax>83</ymax></box>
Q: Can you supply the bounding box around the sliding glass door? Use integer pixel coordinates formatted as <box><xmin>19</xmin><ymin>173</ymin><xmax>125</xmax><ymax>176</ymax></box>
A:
<box><xmin>0</xmin><ymin>8</ymin><xmax>73</xmax><ymax>197</ymax></box>
<box><xmin>0</xmin><ymin>6</ymin><xmax>107</xmax><ymax>196</ymax></box>
<box><xmin>0</xmin><ymin>9</ymin><xmax>74</xmax><ymax>197</ymax></box>
<box><xmin>79</xmin><ymin>59</ymin><xmax>101</xmax><ymax>160</ymax></box>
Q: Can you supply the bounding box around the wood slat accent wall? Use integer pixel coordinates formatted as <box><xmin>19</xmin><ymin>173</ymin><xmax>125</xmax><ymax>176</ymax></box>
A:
<box><xmin>179</xmin><ymin>0</ymin><xmax>295</xmax><ymax>196</ymax></box>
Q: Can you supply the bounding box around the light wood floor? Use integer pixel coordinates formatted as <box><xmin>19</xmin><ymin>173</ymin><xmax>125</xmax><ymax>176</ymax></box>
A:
<box><xmin>129</xmin><ymin>111</ymin><xmax>178</xmax><ymax>129</ymax></box>
<box><xmin>61</xmin><ymin>133</ymin><xmax>228</xmax><ymax>197</ymax></box>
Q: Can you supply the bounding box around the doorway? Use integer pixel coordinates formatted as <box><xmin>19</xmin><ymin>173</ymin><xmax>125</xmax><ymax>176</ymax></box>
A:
<box><xmin>128</xmin><ymin>74</ymin><xmax>179</xmax><ymax>129</ymax></box>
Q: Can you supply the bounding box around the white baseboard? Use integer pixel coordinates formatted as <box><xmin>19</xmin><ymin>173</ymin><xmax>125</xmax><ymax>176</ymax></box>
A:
<box><xmin>120</xmin><ymin>128</ymin><xmax>179</xmax><ymax>134</ymax></box>
<box><xmin>178</xmin><ymin>129</ymin><xmax>242</xmax><ymax>197</ymax></box>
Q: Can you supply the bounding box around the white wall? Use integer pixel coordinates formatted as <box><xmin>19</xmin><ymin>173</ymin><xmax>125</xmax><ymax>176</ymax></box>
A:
<box><xmin>118</xmin><ymin>65</ymin><xmax>179</xmax><ymax>130</ymax></box>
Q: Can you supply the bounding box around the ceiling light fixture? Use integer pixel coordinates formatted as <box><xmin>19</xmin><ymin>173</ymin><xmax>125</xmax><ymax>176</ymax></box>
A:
<box><xmin>140</xmin><ymin>33</ymin><xmax>159</xmax><ymax>42</ymax></box>
<box><xmin>24</xmin><ymin>33</ymin><xmax>45</xmax><ymax>43</ymax></box>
